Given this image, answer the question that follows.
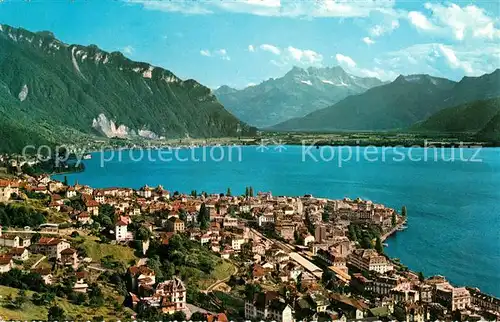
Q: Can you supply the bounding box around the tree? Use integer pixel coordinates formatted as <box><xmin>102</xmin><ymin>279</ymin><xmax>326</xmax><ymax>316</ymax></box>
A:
<box><xmin>198</xmin><ymin>203</ymin><xmax>209</xmax><ymax>230</ymax></box>
<box><xmin>135</xmin><ymin>226</ymin><xmax>152</xmax><ymax>241</ymax></box>
<box><xmin>136</xmin><ymin>301</ymin><xmax>163</xmax><ymax>320</ymax></box>
<box><xmin>304</xmin><ymin>213</ymin><xmax>315</xmax><ymax>235</ymax></box>
<box><xmin>361</xmin><ymin>236</ymin><xmax>372</xmax><ymax>249</ymax></box>
<box><xmin>190</xmin><ymin>312</ymin><xmax>206</xmax><ymax>321</ymax></box>
<box><xmin>179</xmin><ymin>209</ymin><xmax>187</xmax><ymax>221</ymax></box>
<box><xmin>31</xmin><ymin>232</ymin><xmax>42</xmax><ymax>244</ymax></box>
<box><xmin>249</xmin><ymin>186</ymin><xmax>254</xmax><ymax>197</ymax></box>
<box><xmin>297</xmin><ymin>272</ymin><xmax>303</xmax><ymax>292</ymax></box>
<box><xmin>88</xmin><ymin>283</ymin><xmax>105</xmax><ymax>307</ymax></box>
<box><xmin>392</xmin><ymin>212</ymin><xmax>397</xmax><ymax>227</ymax></box>
<box><xmin>418</xmin><ymin>271</ymin><xmax>425</xmax><ymax>282</ymax></box>
<box><xmin>348</xmin><ymin>225</ymin><xmax>357</xmax><ymax>242</ymax></box>
<box><xmin>226</xmin><ymin>187</ymin><xmax>232</xmax><ymax>197</ymax></box>
<box><xmin>245</xmin><ymin>186</ymin><xmax>249</xmax><ymax>198</ymax></box>
<box><xmin>322</xmin><ymin>211</ymin><xmax>329</xmax><ymax>222</ymax></box>
<box><xmin>9</xmin><ymin>289</ymin><xmax>27</xmax><ymax>309</ymax></box>
<box><xmin>63</xmin><ymin>176</ymin><xmax>68</xmax><ymax>186</ymax></box>
<box><xmin>48</xmin><ymin>305</ymin><xmax>65</xmax><ymax>321</ymax></box>
<box><xmin>33</xmin><ymin>292</ymin><xmax>55</xmax><ymax>306</ymax></box>
<box><xmin>321</xmin><ymin>270</ymin><xmax>334</xmax><ymax>285</ymax></box>
<box><xmin>147</xmin><ymin>255</ymin><xmax>165</xmax><ymax>280</ymax></box>
<box><xmin>170</xmin><ymin>311</ymin><xmax>186</xmax><ymax>321</ymax></box>
<box><xmin>375</xmin><ymin>237</ymin><xmax>384</xmax><ymax>254</ymax></box>
<box><xmin>401</xmin><ymin>205</ymin><xmax>407</xmax><ymax>218</ymax></box>
<box><xmin>244</xmin><ymin>283</ymin><xmax>261</xmax><ymax>301</ymax></box>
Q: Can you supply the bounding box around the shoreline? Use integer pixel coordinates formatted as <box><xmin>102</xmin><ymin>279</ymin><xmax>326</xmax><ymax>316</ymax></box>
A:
<box><xmin>381</xmin><ymin>217</ymin><xmax>408</xmax><ymax>242</ymax></box>
<box><xmin>19</xmin><ymin>173</ymin><xmax>500</xmax><ymax>297</ymax></box>
<box><xmin>75</xmin><ymin>141</ymin><xmax>500</xmax><ymax>151</ymax></box>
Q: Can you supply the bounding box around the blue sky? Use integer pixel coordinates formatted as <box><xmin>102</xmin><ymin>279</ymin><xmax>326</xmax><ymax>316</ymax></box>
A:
<box><xmin>0</xmin><ymin>0</ymin><xmax>499</xmax><ymax>88</ymax></box>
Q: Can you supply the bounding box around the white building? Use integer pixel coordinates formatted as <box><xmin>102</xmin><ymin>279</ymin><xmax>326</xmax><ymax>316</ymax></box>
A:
<box><xmin>231</xmin><ymin>237</ymin><xmax>245</xmax><ymax>251</ymax></box>
<box><xmin>245</xmin><ymin>292</ymin><xmax>293</xmax><ymax>322</ymax></box>
<box><xmin>348</xmin><ymin>249</ymin><xmax>393</xmax><ymax>274</ymax></box>
<box><xmin>115</xmin><ymin>221</ymin><xmax>129</xmax><ymax>241</ymax></box>
<box><xmin>0</xmin><ymin>180</ymin><xmax>18</xmax><ymax>203</ymax></box>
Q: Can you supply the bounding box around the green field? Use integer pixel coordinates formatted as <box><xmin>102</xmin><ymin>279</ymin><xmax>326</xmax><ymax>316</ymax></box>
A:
<box><xmin>197</xmin><ymin>260</ymin><xmax>236</xmax><ymax>290</ymax></box>
<box><xmin>79</xmin><ymin>236</ymin><xmax>138</xmax><ymax>266</ymax></box>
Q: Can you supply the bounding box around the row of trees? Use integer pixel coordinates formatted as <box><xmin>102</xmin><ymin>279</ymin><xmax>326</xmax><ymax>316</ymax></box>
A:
<box><xmin>392</xmin><ymin>205</ymin><xmax>408</xmax><ymax>227</ymax></box>
<box><xmin>244</xmin><ymin>186</ymin><xmax>254</xmax><ymax>197</ymax></box>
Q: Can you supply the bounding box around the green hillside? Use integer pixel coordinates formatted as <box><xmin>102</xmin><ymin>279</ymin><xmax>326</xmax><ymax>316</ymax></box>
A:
<box><xmin>412</xmin><ymin>98</ymin><xmax>500</xmax><ymax>133</ymax></box>
<box><xmin>477</xmin><ymin>112</ymin><xmax>500</xmax><ymax>142</ymax></box>
<box><xmin>0</xmin><ymin>24</ymin><xmax>254</xmax><ymax>152</ymax></box>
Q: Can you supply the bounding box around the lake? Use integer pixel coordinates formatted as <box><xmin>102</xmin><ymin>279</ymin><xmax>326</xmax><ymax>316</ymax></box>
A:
<box><xmin>54</xmin><ymin>145</ymin><xmax>500</xmax><ymax>296</ymax></box>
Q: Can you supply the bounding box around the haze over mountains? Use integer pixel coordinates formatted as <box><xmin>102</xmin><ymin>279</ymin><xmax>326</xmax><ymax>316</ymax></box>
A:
<box><xmin>214</xmin><ymin>66</ymin><xmax>386</xmax><ymax>128</ymax></box>
<box><xmin>272</xmin><ymin>70</ymin><xmax>500</xmax><ymax>134</ymax></box>
<box><xmin>0</xmin><ymin>24</ymin><xmax>254</xmax><ymax>152</ymax></box>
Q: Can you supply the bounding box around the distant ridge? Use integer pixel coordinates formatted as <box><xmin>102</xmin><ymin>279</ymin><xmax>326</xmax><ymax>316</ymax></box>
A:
<box><xmin>214</xmin><ymin>65</ymin><xmax>386</xmax><ymax>128</ymax></box>
<box><xmin>272</xmin><ymin>69</ymin><xmax>500</xmax><ymax>132</ymax></box>
<box><xmin>412</xmin><ymin>98</ymin><xmax>500</xmax><ymax>133</ymax></box>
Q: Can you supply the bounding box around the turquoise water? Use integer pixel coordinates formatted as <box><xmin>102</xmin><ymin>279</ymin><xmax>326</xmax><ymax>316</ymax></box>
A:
<box><xmin>54</xmin><ymin>146</ymin><xmax>500</xmax><ymax>296</ymax></box>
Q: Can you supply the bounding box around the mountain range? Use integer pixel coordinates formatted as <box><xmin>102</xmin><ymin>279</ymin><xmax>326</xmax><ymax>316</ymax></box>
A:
<box><xmin>272</xmin><ymin>70</ymin><xmax>500</xmax><ymax>133</ymax></box>
<box><xmin>0</xmin><ymin>24</ymin><xmax>498</xmax><ymax>153</ymax></box>
<box><xmin>214</xmin><ymin>66</ymin><xmax>386</xmax><ymax>128</ymax></box>
<box><xmin>0</xmin><ymin>24</ymin><xmax>255</xmax><ymax>152</ymax></box>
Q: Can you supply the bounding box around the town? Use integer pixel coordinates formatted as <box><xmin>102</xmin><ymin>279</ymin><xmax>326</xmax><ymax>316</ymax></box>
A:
<box><xmin>0</xmin><ymin>165</ymin><xmax>498</xmax><ymax>321</ymax></box>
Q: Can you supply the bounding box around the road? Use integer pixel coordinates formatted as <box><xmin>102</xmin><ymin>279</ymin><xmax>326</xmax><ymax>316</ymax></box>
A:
<box><xmin>204</xmin><ymin>262</ymin><xmax>238</xmax><ymax>293</ymax></box>
<box><xmin>3</xmin><ymin>230</ymin><xmax>60</xmax><ymax>235</ymax></box>
<box><xmin>88</xmin><ymin>265</ymin><xmax>108</xmax><ymax>272</ymax></box>
<box><xmin>381</xmin><ymin>218</ymin><xmax>407</xmax><ymax>242</ymax></box>
<box><xmin>30</xmin><ymin>255</ymin><xmax>46</xmax><ymax>269</ymax></box>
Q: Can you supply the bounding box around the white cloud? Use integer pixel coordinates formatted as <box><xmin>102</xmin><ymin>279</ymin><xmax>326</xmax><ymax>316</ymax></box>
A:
<box><xmin>357</xmin><ymin>67</ymin><xmax>398</xmax><ymax>80</ymax></box>
<box><xmin>127</xmin><ymin>0</ymin><xmax>213</xmax><ymax>14</ymax></box>
<box><xmin>200</xmin><ymin>49</ymin><xmax>230</xmax><ymax>60</ymax></box>
<box><xmin>334</xmin><ymin>53</ymin><xmax>396</xmax><ymax>80</ymax></box>
<box><xmin>408</xmin><ymin>3</ymin><xmax>500</xmax><ymax>41</ymax></box>
<box><xmin>370</xmin><ymin>19</ymin><xmax>400</xmax><ymax>37</ymax></box>
<box><xmin>122</xmin><ymin>45</ymin><xmax>135</xmax><ymax>55</ymax></box>
<box><xmin>127</xmin><ymin>0</ymin><xmax>396</xmax><ymax>18</ymax></box>
<box><xmin>408</xmin><ymin>11</ymin><xmax>435</xmax><ymax>31</ymax></box>
<box><xmin>263</xmin><ymin>45</ymin><xmax>323</xmax><ymax>67</ymax></box>
<box><xmin>270</xmin><ymin>59</ymin><xmax>287</xmax><ymax>68</ymax></box>
<box><xmin>379</xmin><ymin>43</ymin><xmax>500</xmax><ymax>77</ymax></box>
<box><xmin>438</xmin><ymin>44</ymin><xmax>473</xmax><ymax>73</ymax></box>
<box><xmin>215</xmin><ymin>48</ymin><xmax>231</xmax><ymax>60</ymax></box>
<box><xmin>260</xmin><ymin>44</ymin><xmax>281</xmax><ymax>55</ymax></box>
<box><xmin>286</xmin><ymin>46</ymin><xmax>323</xmax><ymax>64</ymax></box>
<box><xmin>335</xmin><ymin>54</ymin><xmax>357</xmax><ymax>68</ymax></box>
<box><xmin>362</xmin><ymin>37</ymin><xmax>375</xmax><ymax>45</ymax></box>
<box><xmin>248</xmin><ymin>45</ymin><xmax>255</xmax><ymax>52</ymax></box>
<box><xmin>200</xmin><ymin>49</ymin><xmax>211</xmax><ymax>57</ymax></box>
